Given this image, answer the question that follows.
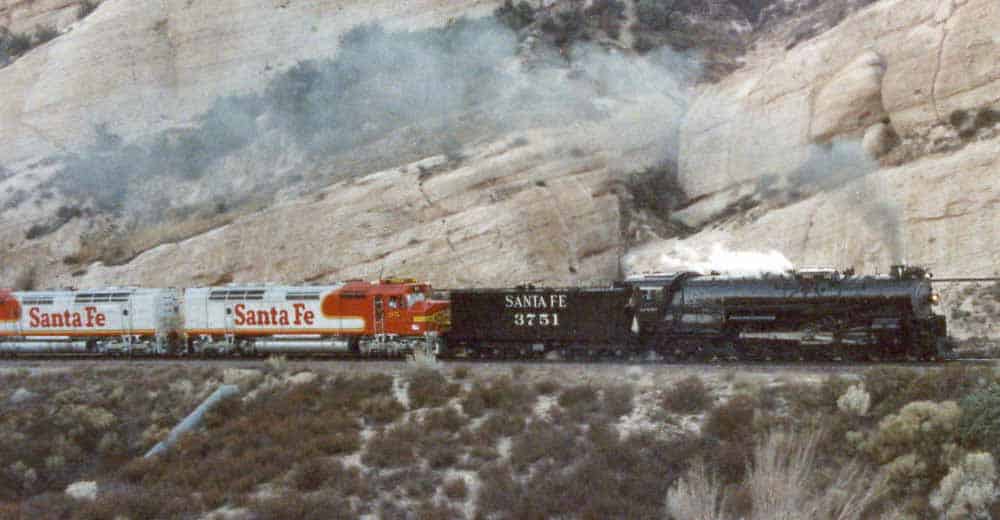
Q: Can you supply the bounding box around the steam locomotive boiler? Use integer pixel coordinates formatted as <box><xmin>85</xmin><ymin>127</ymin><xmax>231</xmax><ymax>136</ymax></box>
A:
<box><xmin>626</xmin><ymin>265</ymin><xmax>950</xmax><ymax>361</ymax></box>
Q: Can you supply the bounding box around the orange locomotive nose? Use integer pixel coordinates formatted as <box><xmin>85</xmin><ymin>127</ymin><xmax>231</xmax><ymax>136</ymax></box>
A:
<box><xmin>0</xmin><ymin>289</ymin><xmax>20</xmax><ymax>322</ymax></box>
<box><xmin>410</xmin><ymin>300</ymin><xmax>451</xmax><ymax>332</ymax></box>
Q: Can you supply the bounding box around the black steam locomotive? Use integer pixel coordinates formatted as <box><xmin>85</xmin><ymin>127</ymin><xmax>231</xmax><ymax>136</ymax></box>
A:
<box><xmin>441</xmin><ymin>265</ymin><xmax>951</xmax><ymax>361</ymax></box>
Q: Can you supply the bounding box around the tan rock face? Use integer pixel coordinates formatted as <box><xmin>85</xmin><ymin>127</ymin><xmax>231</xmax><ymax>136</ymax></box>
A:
<box><xmin>632</xmin><ymin>135</ymin><xmax>1000</xmax><ymax>279</ymax></box>
<box><xmin>810</xmin><ymin>50</ymin><xmax>887</xmax><ymax>142</ymax></box>
<box><xmin>0</xmin><ymin>0</ymin><xmax>82</xmax><ymax>35</ymax></box>
<box><xmin>679</xmin><ymin>0</ymin><xmax>1000</xmax><ymax>203</ymax></box>
<box><xmin>669</xmin><ymin>0</ymin><xmax>999</xmax><ymax>305</ymax></box>
<box><xmin>66</xmin><ymin>131</ymin><xmax>626</xmax><ymax>289</ymax></box>
<box><xmin>0</xmin><ymin>0</ymin><xmax>499</xmax><ymax>166</ymax></box>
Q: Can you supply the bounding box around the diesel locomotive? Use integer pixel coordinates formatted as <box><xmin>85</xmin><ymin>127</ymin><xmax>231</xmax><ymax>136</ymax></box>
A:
<box><xmin>1</xmin><ymin>279</ymin><xmax>449</xmax><ymax>357</ymax></box>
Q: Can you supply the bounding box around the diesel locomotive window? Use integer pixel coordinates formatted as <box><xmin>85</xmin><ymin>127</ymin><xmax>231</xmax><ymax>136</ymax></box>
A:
<box><xmin>640</xmin><ymin>287</ymin><xmax>663</xmax><ymax>303</ymax></box>
<box><xmin>406</xmin><ymin>292</ymin><xmax>426</xmax><ymax>307</ymax></box>
<box><xmin>286</xmin><ymin>292</ymin><xmax>320</xmax><ymax>301</ymax></box>
<box><xmin>210</xmin><ymin>290</ymin><xmax>265</xmax><ymax>301</ymax></box>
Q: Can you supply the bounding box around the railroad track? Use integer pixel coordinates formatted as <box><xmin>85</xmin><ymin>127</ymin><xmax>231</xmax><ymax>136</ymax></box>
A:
<box><xmin>0</xmin><ymin>354</ymin><xmax>993</xmax><ymax>369</ymax></box>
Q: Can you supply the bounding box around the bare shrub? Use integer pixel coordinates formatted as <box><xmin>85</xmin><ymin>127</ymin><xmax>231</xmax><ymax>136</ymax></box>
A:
<box><xmin>477</xmin><ymin>414</ymin><xmax>526</xmax><ymax>444</ymax></box>
<box><xmin>782</xmin><ymin>375</ymin><xmax>853</xmax><ymax>417</ymax></box>
<box><xmin>414</xmin><ymin>499</ymin><xmax>462</xmax><ymax>519</ymax></box>
<box><xmin>603</xmin><ymin>384</ymin><xmax>634</xmax><ymax>417</ymax></box>
<box><xmin>558</xmin><ymin>384</ymin><xmax>598</xmax><ymax>409</ymax></box>
<box><xmin>510</xmin><ymin>422</ymin><xmax>576</xmax><ymax>472</ymax></box>
<box><xmin>867</xmin><ymin>366</ymin><xmax>995</xmax><ymax>419</ymax></box>
<box><xmin>558</xmin><ymin>384</ymin><xmax>605</xmax><ymax>420</ymax></box>
<box><xmin>534</xmin><ymin>379</ymin><xmax>560</xmax><ymax>395</ymax></box>
<box><xmin>494</xmin><ymin>0</ymin><xmax>537</xmax><ymax>31</ymax></box>
<box><xmin>443</xmin><ymin>478</ymin><xmax>467</xmax><ymax>500</ymax></box>
<box><xmin>662</xmin><ymin>376</ymin><xmax>711</xmax><ymax>414</ymax></box>
<box><xmin>476</xmin><ymin>463</ymin><xmax>521</xmax><ymax>517</ymax></box>
<box><xmin>837</xmin><ymin>384</ymin><xmax>871</xmax><ymax>417</ymax></box>
<box><xmin>711</xmin><ymin>440</ymin><xmax>752</xmax><ymax>485</ymax></box>
<box><xmin>362</xmin><ymin>424</ymin><xmax>420</xmax><ymax>469</ymax></box>
<box><xmin>528</xmin><ymin>429</ymin><xmax>688</xmax><ymax>518</ymax></box>
<box><xmin>407</xmin><ymin>368</ymin><xmax>459</xmax><ymax>409</ymax></box>
<box><xmin>461</xmin><ymin>376</ymin><xmax>536</xmax><ymax>417</ymax></box>
<box><xmin>359</xmin><ymin>395</ymin><xmax>405</xmax><ymax>425</ymax></box>
<box><xmin>289</xmin><ymin>459</ymin><xmax>340</xmax><ymax>492</ymax></box>
<box><xmin>421</xmin><ymin>407</ymin><xmax>466</xmax><ymax>433</ymax></box>
<box><xmin>704</xmin><ymin>395</ymin><xmax>755</xmax><ymax>445</ymax></box>
<box><xmin>76</xmin><ymin>485</ymin><xmax>191</xmax><ymax>520</ymax></box>
<box><xmin>251</xmin><ymin>491</ymin><xmax>353</xmax><ymax>519</ymax></box>
<box><xmin>959</xmin><ymin>383</ymin><xmax>1000</xmax><ymax>461</ymax></box>
<box><xmin>423</xmin><ymin>436</ymin><xmax>460</xmax><ymax>470</ymax></box>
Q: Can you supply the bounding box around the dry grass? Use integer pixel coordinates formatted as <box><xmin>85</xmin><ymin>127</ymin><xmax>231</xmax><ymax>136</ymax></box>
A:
<box><xmin>749</xmin><ymin>430</ymin><xmax>882</xmax><ymax>520</ymax></box>
<box><xmin>667</xmin><ymin>431</ymin><xmax>883</xmax><ymax>520</ymax></box>
<box><xmin>665</xmin><ymin>458</ymin><xmax>727</xmax><ymax>520</ymax></box>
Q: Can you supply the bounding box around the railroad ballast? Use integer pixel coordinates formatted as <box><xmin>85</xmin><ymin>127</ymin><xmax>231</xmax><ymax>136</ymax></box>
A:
<box><xmin>0</xmin><ymin>265</ymin><xmax>953</xmax><ymax>361</ymax></box>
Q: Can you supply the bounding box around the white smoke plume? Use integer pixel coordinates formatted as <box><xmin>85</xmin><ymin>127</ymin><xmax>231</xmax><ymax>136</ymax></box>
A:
<box><xmin>42</xmin><ymin>16</ymin><xmax>701</xmax><ymax>225</ymax></box>
<box><xmin>654</xmin><ymin>242</ymin><xmax>794</xmax><ymax>277</ymax></box>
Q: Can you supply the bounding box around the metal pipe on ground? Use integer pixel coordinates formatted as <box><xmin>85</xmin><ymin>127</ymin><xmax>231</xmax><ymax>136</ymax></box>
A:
<box><xmin>144</xmin><ymin>384</ymin><xmax>239</xmax><ymax>458</ymax></box>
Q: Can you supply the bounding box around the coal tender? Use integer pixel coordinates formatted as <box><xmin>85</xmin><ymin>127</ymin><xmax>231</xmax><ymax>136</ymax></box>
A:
<box><xmin>443</xmin><ymin>286</ymin><xmax>634</xmax><ymax>358</ymax></box>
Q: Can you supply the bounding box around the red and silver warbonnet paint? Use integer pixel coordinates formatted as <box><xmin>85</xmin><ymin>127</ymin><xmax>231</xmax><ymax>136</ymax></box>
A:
<box><xmin>0</xmin><ymin>288</ymin><xmax>182</xmax><ymax>354</ymax></box>
<box><xmin>181</xmin><ymin>279</ymin><xmax>450</xmax><ymax>356</ymax></box>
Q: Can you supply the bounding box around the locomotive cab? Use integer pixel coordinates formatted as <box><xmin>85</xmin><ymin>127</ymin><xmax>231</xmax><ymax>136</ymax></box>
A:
<box><xmin>371</xmin><ymin>279</ymin><xmax>450</xmax><ymax>336</ymax></box>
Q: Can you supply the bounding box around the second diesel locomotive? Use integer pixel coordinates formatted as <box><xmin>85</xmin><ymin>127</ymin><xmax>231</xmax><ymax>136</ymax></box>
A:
<box><xmin>183</xmin><ymin>279</ymin><xmax>449</xmax><ymax>356</ymax></box>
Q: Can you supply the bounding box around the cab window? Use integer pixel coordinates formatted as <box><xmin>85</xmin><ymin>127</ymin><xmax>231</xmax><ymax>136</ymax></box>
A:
<box><xmin>406</xmin><ymin>292</ymin><xmax>425</xmax><ymax>307</ymax></box>
<box><xmin>640</xmin><ymin>287</ymin><xmax>663</xmax><ymax>304</ymax></box>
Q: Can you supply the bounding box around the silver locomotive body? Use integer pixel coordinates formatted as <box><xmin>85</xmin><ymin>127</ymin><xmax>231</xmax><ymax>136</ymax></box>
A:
<box><xmin>0</xmin><ymin>288</ymin><xmax>181</xmax><ymax>355</ymax></box>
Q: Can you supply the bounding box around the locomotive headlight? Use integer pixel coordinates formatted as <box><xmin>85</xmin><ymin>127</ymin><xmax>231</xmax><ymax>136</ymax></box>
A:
<box><xmin>929</xmin><ymin>293</ymin><xmax>940</xmax><ymax>304</ymax></box>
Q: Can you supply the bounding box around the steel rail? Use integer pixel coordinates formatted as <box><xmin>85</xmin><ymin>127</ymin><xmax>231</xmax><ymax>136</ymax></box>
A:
<box><xmin>931</xmin><ymin>278</ymin><xmax>1000</xmax><ymax>283</ymax></box>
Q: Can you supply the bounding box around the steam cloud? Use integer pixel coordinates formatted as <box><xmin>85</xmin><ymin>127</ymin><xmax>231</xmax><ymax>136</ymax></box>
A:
<box><xmin>747</xmin><ymin>135</ymin><xmax>906</xmax><ymax>264</ymax></box>
<box><xmin>791</xmin><ymin>141</ymin><xmax>905</xmax><ymax>263</ymax></box>
<box><xmin>43</xmin><ymin>17</ymin><xmax>699</xmax><ymax>226</ymax></box>
<box><xmin>655</xmin><ymin>243</ymin><xmax>794</xmax><ymax>276</ymax></box>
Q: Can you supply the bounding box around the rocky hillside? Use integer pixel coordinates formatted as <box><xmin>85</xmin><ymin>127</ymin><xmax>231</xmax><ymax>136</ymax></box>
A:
<box><xmin>0</xmin><ymin>0</ymin><xmax>996</xmax><ymax>330</ymax></box>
